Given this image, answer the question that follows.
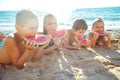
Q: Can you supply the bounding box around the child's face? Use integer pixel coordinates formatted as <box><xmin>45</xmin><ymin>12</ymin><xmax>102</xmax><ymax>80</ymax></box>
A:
<box><xmin>75</xmin><ymin>29</ymin><xmax>86</xmax><ymax>36</ymax></box>
<box><xmin>17</xmin><ymin>19</ymin><xmax>39</xmax><ymax>36</ymax></box>
<box><xmin>93</xmin><ymin>22</ymin><xmax>104</xmax><ymax>32</ymax></box>
<box><xmin>44</xmin><ymin>17</ymin><xmax>57</xmax><ymax>34</ymax></box>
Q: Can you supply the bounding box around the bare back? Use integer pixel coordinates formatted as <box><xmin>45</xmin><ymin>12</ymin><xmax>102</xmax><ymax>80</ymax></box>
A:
<box><xmin>67</xmin><ymin>29</ymin><xmax>76</xmax><ymax>45</ymax></box>
<box><xmin>0</xmin><ymin>33</ymin><xmax>25</xmax><ymax>64</ymax></box>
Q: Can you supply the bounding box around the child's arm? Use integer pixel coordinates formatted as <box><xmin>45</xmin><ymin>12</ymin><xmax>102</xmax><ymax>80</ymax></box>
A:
<box><xmin>88</xmin><ymin>32</ymin><xmax>99</xmax><ymax>48</ymax></box>
<box><xmin>64</xmin><ymin>42</ymin><xmax>81</xmax><ymax>50</ymax></box>
<box><xmin>5</xmin><ymin>37</ymin><xmax>38</xmax><ymax>69</ymax></box>
<box><xmin>104</xmin><ymin>32</ymin><xmax>111</xmax><ymax>46</ymax></box>
<box><xmin>63</xmin><ymin>34</ymin><xmax>81</xmax><ymax>50</ymax></box>
<box><xmin>43</xmin><ymin>45</ymin><xmax>57</xmax><ymax>55</ymax></box>
<box><xmin>33</xmin><ymin>38</ymin><xmax>51</xmax><ymax>59</ymax></box>
<box><xmin>43</xmin><ymin>39</ymin><xmax>61</xmax><ymax>55</ymax></box>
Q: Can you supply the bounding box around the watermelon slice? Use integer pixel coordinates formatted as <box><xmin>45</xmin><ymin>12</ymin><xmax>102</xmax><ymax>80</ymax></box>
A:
<box><xmin>77</xmin><ymin>36</ymin><xmax>87</xmax><ymax>44</ymax></box>
<box><xmin>96</xmin><ymin>31</ymin><xmax>105</xmax><ymax>36</ymax></box>
<box><xmin>23</xmin><ymin>34</ymin><xmax>48</xmax><ymax>46</ymax></box>
<box><xmin>51</xmin><ymin>29</ymin><xmax>66</xmax><ymax>39</ymax></box>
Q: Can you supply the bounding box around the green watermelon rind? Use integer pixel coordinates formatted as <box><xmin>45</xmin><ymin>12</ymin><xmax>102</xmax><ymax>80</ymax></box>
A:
<box><xmin>22</xmin><ymin>35</ymin><xmax>48</xmax><ymax>47</ymax></box>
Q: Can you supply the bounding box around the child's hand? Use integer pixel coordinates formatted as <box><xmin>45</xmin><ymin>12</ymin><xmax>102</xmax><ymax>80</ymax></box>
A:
<box><xmin>85</xmin><ymin>40</ymin><xmax>91</xmax><ymax>47</ymax></box>
<box><xmin>104</xmin><ymin>33</ymin><xmax>111</xmax><ymax>41</ymax></box>
<box><xmin>22</xmin><ymin>40</ymin><xmax>38</xmax><ymax>50</ymax></box>
<box><xmin>74</xmin><ymin>41</ymin><xmax>82</xmax><ymax>49</ymax></box>
<box><xmin>104</xmin><ymin>32</ymin><xmax>110</xmax><ymax>36</ymax></box>
<box><xmin>53</xmin><ymin>39</ymin><xmax>61</xmax><ymax>49</ymax></box>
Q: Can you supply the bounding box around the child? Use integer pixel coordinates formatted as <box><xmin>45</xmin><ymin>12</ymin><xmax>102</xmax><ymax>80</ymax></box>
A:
<box><xmin>88</xmin><ymin>17</ymin><xmax>111</xmax><ymax>47</ymax></box>
<box><xmin>63</xmin><ymin>18</ymin><xmax>88</xmax><ymax>50</ymax></box>
<box><xmin>0</xmin><ymin>33</ymin><xmax>6</xmax><ymax>47</ymax></box>
<box><xmin>0</xmin><ymin>33</ymin><xmax>5</xmax><ymax>42</ymax></box>
<box><xmin>43</xmin><ymin>13</ymin><xmax>61</xmax><ymax>54</ymax></box>
<box><xmin>0</xmin><ymin>9</ymin><xmax>47</xmax><ymax>69</ymax></box>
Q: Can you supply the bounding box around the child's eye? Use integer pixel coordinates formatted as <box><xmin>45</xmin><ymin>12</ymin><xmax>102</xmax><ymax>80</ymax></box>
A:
<box><xmin>48</xmin><ymin>23</ymin><xmax>57</xmax><ymax>26</ymax></box>
<box><xmin>96</xmin><ymin>26</ymin><xmax>99</xmax><ymax>28</ymax></box>
<box><xmin>79</xmin><ymin>31</ymin><xmax>83</xmax><ymax>34</ymax></box>
<box><xmin>48</xmin><ymin>23</ymin><xmax>52</xmax><ymax>26</ymax></box>
<box><xmin>100</xmin><ymin>26</ymin><xmax>103</xmax><ymax>28</ymax></box>
<box><xmin>30</xmin><ymin>27</ymin><xmax>36</xmax><ymax>30</ymax></box>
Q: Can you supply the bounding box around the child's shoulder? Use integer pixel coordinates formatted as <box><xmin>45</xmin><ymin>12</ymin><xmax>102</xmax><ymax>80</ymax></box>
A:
<box><xmin>4</xmin><ymin>33</ymin><xmax>16</xmax><ymax>44</ymax></box>
<box><xmin>66</xmin><ymin>29</ymin><xmax>74</xmax><ymax>35</ymax></box>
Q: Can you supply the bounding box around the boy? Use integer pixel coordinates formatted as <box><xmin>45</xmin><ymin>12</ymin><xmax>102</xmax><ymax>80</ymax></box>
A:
<box><xmin>63</xmin><ymin>19</ymin><xmax>89</xmax><ymax>50</ymax></box>
<box><xmin>0</xmin><ymin>33</ymin><xmax>5</xmax><ymax>42</ymax></box>
<box><xmin>0</xmin><ymin>9</ymin><xmax>47</xmax><ymax>69</ymax></box>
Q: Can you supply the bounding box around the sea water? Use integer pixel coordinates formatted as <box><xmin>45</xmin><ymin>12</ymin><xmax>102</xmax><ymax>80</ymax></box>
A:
<box><xmin>0</xmin><ymin>6</ymin><xmax>120</xmax><ymax>32</ymax></box>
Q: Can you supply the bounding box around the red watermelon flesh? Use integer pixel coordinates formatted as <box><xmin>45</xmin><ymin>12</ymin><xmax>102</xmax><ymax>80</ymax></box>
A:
<box><xmin>77</xmin><ymin>36</ymin><xmax>87</xmax><ymax>44</ymax></box>
<box><xmin>96</xmin><ymin>31</ymin><xmax>105</xmax><ymax>35</ymax></box>
<box><xmin>51</xmin><ymin>29</ymin><xmax>66</xmax><ymax>39</ymax></box>
<box><xmin>23</xmin><ymin>34</ymin><xmax>48</xmax><ymax>46</ymax></box>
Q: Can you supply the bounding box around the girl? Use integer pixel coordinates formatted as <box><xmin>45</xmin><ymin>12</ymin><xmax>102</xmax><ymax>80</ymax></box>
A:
<box><xmin>43</xmin><ymin>14</ymin><xmax>61</xmax><ymax>54</ymax></box>
<box><xmin>63</xmin><ymin>18</ymin><xmax>89</xmax><ymax>50</ymax></box>
<box><xmin>88</xmin><ymin>17</ymin><xmax>111</xmax><ymax>48</ymax></box>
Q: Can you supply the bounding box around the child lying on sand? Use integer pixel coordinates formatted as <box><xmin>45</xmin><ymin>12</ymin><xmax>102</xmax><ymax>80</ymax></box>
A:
<box><xmin>88</xmin><ymin>17</ymin><xmax>111</xmax><ymax>48</ymax></box>
<box><xmin>63</xmin><ymin>18</ymin><xmax>90</xmax><ymax>50</ymax></box>
<box><xmin>0</xmin><ymin>9</ymin><xmax>48</xmax><ymax>69</ymax></box>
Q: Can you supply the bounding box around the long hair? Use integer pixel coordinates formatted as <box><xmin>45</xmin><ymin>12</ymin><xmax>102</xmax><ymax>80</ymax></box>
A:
<box><xmin>43</xmin><ymin>14</ymin><xmax>56</xmax><ymax>34</ymax></box>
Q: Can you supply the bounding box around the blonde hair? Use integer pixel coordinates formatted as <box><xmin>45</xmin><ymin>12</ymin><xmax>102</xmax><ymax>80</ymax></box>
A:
<box><xmin>43</xmin><ymin>13</ymin><xmax>56</xmax><ymax>34</ymax></box>
<box><xmin>16</xmin><ymin>9</ymin><xmax>38</xmax><ymax>26</ymax></box>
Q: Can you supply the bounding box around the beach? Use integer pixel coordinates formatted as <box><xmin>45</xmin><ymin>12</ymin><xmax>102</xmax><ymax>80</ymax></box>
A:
<box><xmin>0</xmin><ymin>28</ymin><xmax>120</xmax><ymax>80</ymax></box>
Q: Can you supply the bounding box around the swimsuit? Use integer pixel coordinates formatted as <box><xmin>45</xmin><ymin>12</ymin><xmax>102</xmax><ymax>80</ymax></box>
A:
<box><xmin>44</xmin><ymin>39</ymin><xmax>54</xmax><ymax>49</ymax></box>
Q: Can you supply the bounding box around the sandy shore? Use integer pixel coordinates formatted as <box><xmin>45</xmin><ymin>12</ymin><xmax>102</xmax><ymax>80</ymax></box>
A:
<box><xmin>0</xmin><ymin>28</ymin><xmax>120</xmax><ymax>80</ymax></box>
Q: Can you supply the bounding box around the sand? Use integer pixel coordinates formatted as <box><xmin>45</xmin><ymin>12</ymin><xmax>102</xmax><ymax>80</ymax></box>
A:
<box><xmin>0</xmin><ymin>28</ymin><xmax>120</xmax><ymax>80</ymax></box>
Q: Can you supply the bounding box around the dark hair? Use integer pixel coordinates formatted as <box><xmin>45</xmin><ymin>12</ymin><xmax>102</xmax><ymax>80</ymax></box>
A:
<box><xmin>16</xmin><ymin>9</ymin><xmax>38</xmax><ymax>26</ymax></box>
<box><xmin>72</xmin><ymin>19</ymin><xmax>88</xmax><ymax>31</ymax></box>
<box><xmin>43</xmin><ymin>13</ymin><xmax>56</xmax><ymax>34</ymax></box>
<box><xmin>92</xmin><ymin>17</ymin><xmax>104</xmax><ymax>29</ymax></box>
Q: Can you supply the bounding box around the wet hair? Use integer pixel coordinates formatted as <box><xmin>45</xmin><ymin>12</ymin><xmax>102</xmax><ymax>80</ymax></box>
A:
<box><xmin>92</xmin><ymin>17</ymin><xmax>104</xmax><ymax>29</ymax></box>
<box><xmin>72</xmin><ymin>19</ymin><xmax>88</xmax><ymax>31</ymax></box>
<box><xmin>16</xmin><ymin>9</ymin><xmax>38</xmax><ymax>26</ymax></box>
<box><xmin>43</xmin><ymin>13</ymin><xmax>56</xmax><ymax>34</ymax></box>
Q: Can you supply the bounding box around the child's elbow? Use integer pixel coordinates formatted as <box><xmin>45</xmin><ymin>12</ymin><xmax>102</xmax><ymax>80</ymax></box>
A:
<box><xmin>15</xmin><ymin>64</ymin><xmax>24</xmax><ymax>69</ymax></box>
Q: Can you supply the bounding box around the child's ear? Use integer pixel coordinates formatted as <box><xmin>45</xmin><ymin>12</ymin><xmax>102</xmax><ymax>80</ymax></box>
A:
<box><xmin>15</xmin><ymin>24</ymin><xmax>19</xmax><ymax>31</ymax></box>
<box><xmin>92</xmin><ymin>27</ymin><xmax>94</xmax><ymax>31</ymax></box>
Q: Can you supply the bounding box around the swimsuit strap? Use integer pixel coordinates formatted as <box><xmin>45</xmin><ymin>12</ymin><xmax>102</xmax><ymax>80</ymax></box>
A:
<box><xmin>44</xmin><ymin>39</ymin><xmax>54</xmax><ymax>49</ymax></box>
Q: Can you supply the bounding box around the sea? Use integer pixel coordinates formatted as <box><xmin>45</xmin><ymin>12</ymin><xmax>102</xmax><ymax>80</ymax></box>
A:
<box><xmin>0</xmin><ymin>6</ymin><xmax>120</xmax><ymax>33</ymax></box>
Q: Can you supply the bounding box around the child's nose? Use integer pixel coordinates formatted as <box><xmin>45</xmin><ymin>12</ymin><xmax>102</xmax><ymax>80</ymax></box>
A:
<box><xmin>31</xmin><ymin>30</ymin><xmax>37</xmax><ymax>35</ymax></box>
